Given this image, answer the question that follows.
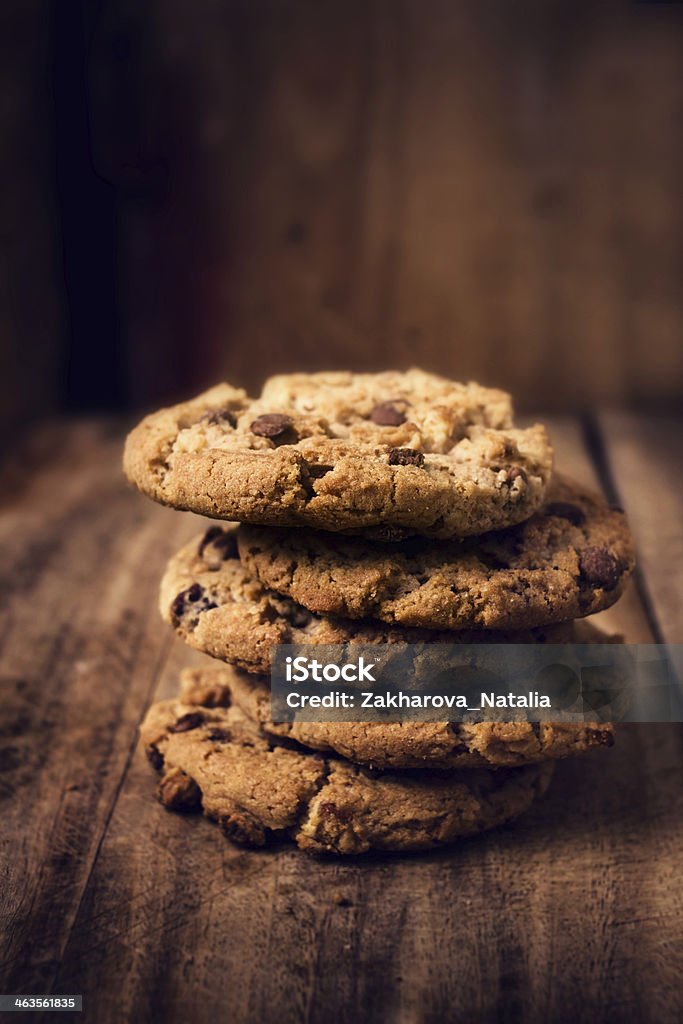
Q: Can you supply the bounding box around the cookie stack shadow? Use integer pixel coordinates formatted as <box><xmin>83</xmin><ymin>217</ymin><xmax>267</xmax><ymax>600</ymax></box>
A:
<box><xmin>125</xmin><ymin>371</ymin><xmax>636</xmax><ymax>855</ymax></box>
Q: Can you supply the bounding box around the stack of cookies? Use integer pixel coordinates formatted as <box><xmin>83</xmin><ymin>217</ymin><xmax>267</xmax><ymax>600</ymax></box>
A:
<box><xmin>124</xmin><ymin>370</ymin><xmax>635</xmax><ymax>855</ymax></box>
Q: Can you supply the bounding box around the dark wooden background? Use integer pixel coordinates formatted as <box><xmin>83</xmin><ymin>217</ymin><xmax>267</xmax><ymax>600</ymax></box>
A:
<box><xmin>1</xmin><ymin>0</ymin><xmax>683</xmax><ymax>441</ymax></box>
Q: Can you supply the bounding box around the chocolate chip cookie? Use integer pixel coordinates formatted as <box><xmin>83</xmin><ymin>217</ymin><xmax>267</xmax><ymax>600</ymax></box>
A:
<box><xmin>238</xmin><ymin>475</ymin><xmax>634</xmax><ymax>631</ymax></box>
<box><xmin>140</xmin><ymin>693</ymin><xmax>554</xmax><ymax>854</ymax></box>
<box><xmin>124</xmin><ymin>370</ymin><xmax>553</xmax><ymax>538</ymax></box>
<box><xmin>160</xmin><ymin>524</ymin><xmax>599</xmax><ymax>673</ymax></box>
<box><xmin>177</xmin><ymin>663</ymin><xmax>615</xmax><ymax>771</ymax></box>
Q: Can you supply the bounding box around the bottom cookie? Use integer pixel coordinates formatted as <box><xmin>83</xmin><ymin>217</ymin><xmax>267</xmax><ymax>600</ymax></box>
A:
<box><xmin>140</xmin><ymin>693</ymin><xmax>554</xmax><ymax>855</ymax></box>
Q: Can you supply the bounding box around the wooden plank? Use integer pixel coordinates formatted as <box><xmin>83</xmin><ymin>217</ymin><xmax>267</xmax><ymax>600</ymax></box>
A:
<box><xmin>597</xmin><ymin>412</ymin><xmax>683</xmax><ymax>647</ymax></box>
<box><xmin>19</xmin><ymin>418</ymin><xmax>678</xmax><ymax>1023</ymax></box>
<box><xmin>0</xmin><ymin>421</ymin><xmax>204</xmax><ymax>996</ymax></box>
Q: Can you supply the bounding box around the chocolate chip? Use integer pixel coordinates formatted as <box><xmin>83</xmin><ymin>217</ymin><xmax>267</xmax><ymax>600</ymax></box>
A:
<box><xmin>579</xmin><ymin>546</ymin><xmax>621</xmax><ymax>590</ymax></box>
<box><xmin>194</xmin><ymin>685</ymin><xmax>231</xmax><ymax>708</ymax></box>
<box><xmin>319</xmin><ymin>801</ymin><xmax>353</xmax><ymax>823</ymax></box>
<box><xmin>171</xmin><ymin>585</ymin><xmax>218</xmax><ymax>625</ymax></box>
<box><xmin>198</xmin><ymin>526</ymin><xmax>225</xmax><ymax>556</ymax></box>
<box><xmin>370</xmin><ymin>403</ymin><xmax>406</xmax><ymax>426</ymax></box>
<box><xmin>546</xmin><ymin>502</ymin><xmax>586</xmax><ymax>525</ymax></box>
<box><xmin>145</xmin><ymin>744</ymin><xmax>163</xmax><ymax>770</ymax></box>
<box><xmin>250</xmin><ymin>413</ymin><xmax>297</xmax><ymax>440</ymax></box>
<box><xmin>201</xmin><ymin>408</ymin><xmax>237</xmax><ymax>428</ymax></box>
<box><xmin>388</xmin><ymin>447</ymin><xmax>424</xmax><ymax>467</ymax></box>
<box><xmin>214</xmin><ymin>534</ymin><xmax>237</xmax><ymax>559</ymax></box>
<box><xmin>587</xmin><ymin>728</ymin><xmax>615</xmax><ymax>747</ymax></box>
<box><xmin>206</xmin><ymin>728</ymin><xmax>232</xmax><ymax>743</ymax></box>
<box><xmin>172</xmin><ymin>712</ymin><xmax>205</xmax><ymax>733</ymax></box>
<box><xmin>170</xmin><ymin>592</ymin><xmax>187</xmax><ymax>622</ymax></box>
<box><xmin>198</xmin><ymin>526</ymin><xmax>239</xmax><ymax>560</ymax></box>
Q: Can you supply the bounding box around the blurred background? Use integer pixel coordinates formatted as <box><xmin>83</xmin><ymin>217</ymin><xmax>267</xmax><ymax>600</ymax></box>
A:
<box><xmin>2</xmin><ymin>0</ymin><xmax>683</xmax><ymax>442</ymax></box>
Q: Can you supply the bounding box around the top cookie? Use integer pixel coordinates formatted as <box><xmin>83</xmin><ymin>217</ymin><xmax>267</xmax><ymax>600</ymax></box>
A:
<box><xmin>237</xmin><ymin>475</ymin><xmax>635</xmax><ymax>631</ymax></box>
<box><xmin>123</xmin><ymin>369</ymin><xmax>553</xmax><ymax>538</ymax></box>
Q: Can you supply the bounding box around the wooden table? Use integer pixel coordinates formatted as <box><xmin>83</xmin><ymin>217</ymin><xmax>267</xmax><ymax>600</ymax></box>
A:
<box><xmin>1</xmin><ymin>413</ymin><xmax>681</xmax><ymax>1024</ymax></box>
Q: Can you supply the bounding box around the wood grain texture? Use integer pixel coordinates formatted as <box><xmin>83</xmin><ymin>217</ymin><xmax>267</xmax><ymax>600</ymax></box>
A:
<box><xmin>0</xmin><ymin>416</ymin><xmax>681</xmax><ymax>1024</ymax></box>
<box><xmin>4</xmin><ymin>0</ymin><xmax>683</xmax><ymax>425</ymax></box>
<box><xmin>597</xmin><ymin>412</ymin><xmax>683</xmax><ymax>647</ymax></box>
<box><xmin>86</xmin><ymin>0</ymin><xmax>683</xmax><ymax>412</ymax></box>
<box><xmin>0</xmin><ymin>423</ymin><xmax>204</xmax><ymax>997</ymax></box>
